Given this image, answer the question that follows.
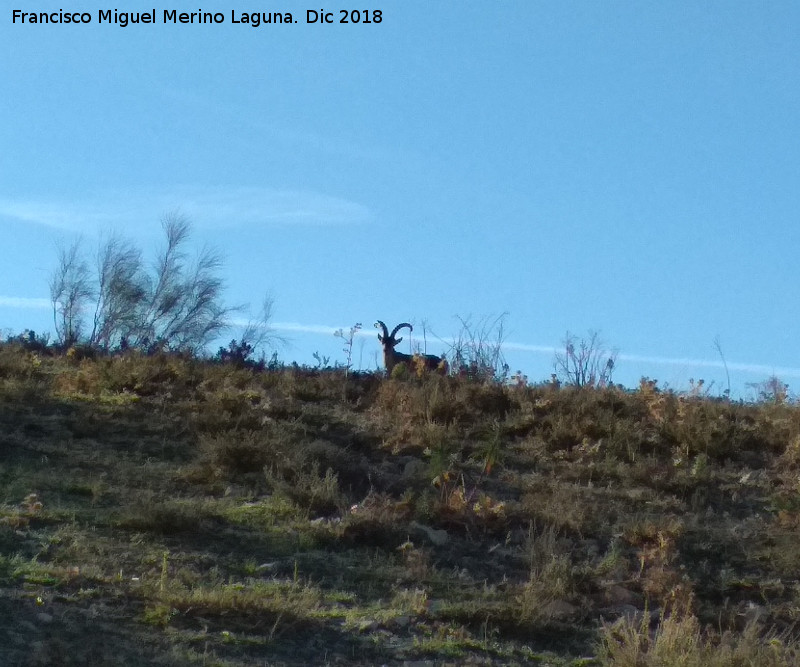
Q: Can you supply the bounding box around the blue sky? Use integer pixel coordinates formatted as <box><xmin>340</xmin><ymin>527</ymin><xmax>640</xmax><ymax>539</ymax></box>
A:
<box><xmin>2</xmin><ymin>2</ymin><xmax>799</xmax><ymax>394</ymax></box>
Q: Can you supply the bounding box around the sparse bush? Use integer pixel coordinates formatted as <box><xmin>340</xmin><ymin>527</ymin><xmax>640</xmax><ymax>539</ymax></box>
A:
<box><xmin>221</xmin><ymin>294</ymin><xmax>284</xmax><ymax>368</ymax></box>
<box><xmin>448</xmin><ymin>314</ymin><xmax>509</xmax><ymax>382</ymax></box>
<box><xmin>390</xmin><ymin>361</ymin><xmax>411</xmax><ymax>381</ymax></box>
<box><xmin>118</xmin><ymin>498</ymin><xmax>209</xmax><ymax>535</ymax></box>
<box><xmin>334</xmin><ymin>322</ymin><xmax>362</xmax><ymax>376</ymax></box>
<box><xmin>5</xmin><ymin>329</ymin><xmax>50</xmax><ymax>353</ymax></box>
<box><xmin>517</xmin><ymin>553</ymin><xmax>579</xmax><ymax>623</ymax></box>
<box><xmin>215</xmin><ymin>338</ymin><xmax>258</xmax><ymax>369</ymax></box>
<box><xmin>0</xmin><ymin>344</ymin><xmax>46</xmax><ymax>383</ymax></box>
<box><xmin>599</xmin><ymin>608</ymin><xmax>800</xmax><ymax>667</ymax></box>
<box><xmin>199</xmin><ymin>430</ymin><xmax>281</xmax><ymax>476</ymax></box>
<box><xmin>265</xmin><ymin>461</ymin><xmax>345</xmax><ymax>516</ymax></box>
<box><xmin>554</xmin><ymin>330</ymin><xmax>616</xmax><ymax>388</ymax></box>
<box><xmin>748</xmin><ymin>375</ymin><xmax>790</xmax><ymax>404</ymax></box>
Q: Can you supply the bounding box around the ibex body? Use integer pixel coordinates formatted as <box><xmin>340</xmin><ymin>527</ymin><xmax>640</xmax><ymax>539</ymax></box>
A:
<box><xmin>375</xmin><ymin>321</ymin><xmax>447</xmax><ymax>375</ymax></box>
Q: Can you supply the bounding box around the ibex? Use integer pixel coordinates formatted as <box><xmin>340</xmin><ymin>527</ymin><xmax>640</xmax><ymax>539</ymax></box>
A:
<box><xmin>375</xmin><ymin>321</ymin><xmax>447</xmax><ymax>374</ymax></box>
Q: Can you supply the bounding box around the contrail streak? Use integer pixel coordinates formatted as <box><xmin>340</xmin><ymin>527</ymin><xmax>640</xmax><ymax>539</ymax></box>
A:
<box><xmin>262</xmin><ymin>323</ymin><xmax>800</xmax><ymax>379</ymax></box>
<box><xmin>3</xmin><ymin>302</ymin><xmax>798</xmax><ymax>379</ymax></box>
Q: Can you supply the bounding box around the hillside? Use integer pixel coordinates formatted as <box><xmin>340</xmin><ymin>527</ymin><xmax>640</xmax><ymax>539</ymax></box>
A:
<box><xmin>1</xmin><ymin>343</ymin><xmax>799</xmax><ymax>666</ymax></box>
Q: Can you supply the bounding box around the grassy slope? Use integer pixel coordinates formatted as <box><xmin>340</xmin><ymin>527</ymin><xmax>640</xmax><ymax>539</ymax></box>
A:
<box><xmin>0</xmin><ymin>344</ymin><xmax>799</xmax><ymax>666</ymax></box>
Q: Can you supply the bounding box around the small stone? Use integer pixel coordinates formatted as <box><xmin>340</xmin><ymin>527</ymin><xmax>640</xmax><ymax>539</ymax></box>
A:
<box><xmin>18</xmin><ymin>620</ymin><xmax>38</xmax><ymax>633</ymax></box>
<box><xmin>425</xmin><ymin>599</ymin><xmax>445</xmax><ymax>614</ymax></box>
<box><xmin>409</xmin><ymin>521</ymin><xmax>448</xmax><ymax>546</ymax></box>
<box><xmin>541</xmin><ymin>599</ymin><xmax>578</xmax><ymax>619</ymax></box>
<box><xmin>402</xmin><ymin>459</ymin><xmax>427</xmax><ymax>481</ymax></box>
<box><xmin>358</xmin><ymin>619</ymin><xmax>379</xmax><ymax>633</ymax></box>
<box><xmin>36</xmin><ymin>613</ymin><xmax>53</xmax><ymax>624</ymax></box>
<box><xmin>605</xmin><ymin>585</ymin><xmax>643</xmax><ymax>606</ymax></box>
<box><xmin>743</xmin><ymin>602</ymin><xmax>766</xmax><ymax>624</ymax></box>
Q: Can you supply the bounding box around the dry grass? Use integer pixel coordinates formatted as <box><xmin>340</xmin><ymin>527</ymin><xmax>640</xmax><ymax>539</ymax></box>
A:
<box><xmin>0</xmin><ymin>344</ymin><xmax>798</xmax><ymax>665</ymax></box>
<box><xmin>599</xmin><ymin>604</ymin><xmax>800</xmax><ymax>666</ymax></box>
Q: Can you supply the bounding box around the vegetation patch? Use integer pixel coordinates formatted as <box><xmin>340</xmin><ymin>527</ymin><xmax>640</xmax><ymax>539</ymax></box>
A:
<box><xmin>0</xmin><ymin>345</ymin><xmax>799</xmax><ymax>664</ymax></box>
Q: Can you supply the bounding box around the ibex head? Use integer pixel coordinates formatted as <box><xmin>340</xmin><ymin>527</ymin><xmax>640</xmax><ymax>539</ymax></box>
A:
<box><xmin>375</xmin><ymin>320</ymin><xmax>447</xmax><ymax>375</ymax></box>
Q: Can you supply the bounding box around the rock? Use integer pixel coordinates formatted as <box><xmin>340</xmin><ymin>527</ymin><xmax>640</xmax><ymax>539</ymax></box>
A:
<box><xmin>613</xmin><ymin>604</ymin><xmax>641</xmax><ymax>624</ymax></box>
<box><xmin>409</xmin><ymin>521</ymin><xmax>448</xmax><ymax>546</ymax></box>
<box><xmin>604</xmin><ymin>585</ymin><xmax>643</xmax><ymax>606</ymax></box>
<box><xmin>743</xmin><ymin>602</ymin><xmax>766</xmax><ymax>624</ymax></box>
<box><xmin>357</xmin><ymin>619</ymin><xmax>379</xmax><ymax>633</ymax></box>
<box><xmin>392</xmin><ymin>615</ymin><xmax>411</xmax><ymax>628</ymax></box>
<box><xmin>36</xmin><ymin>613</ymin><xmax>53</xmax><ymax>625</ymax></box>
<box><xmin>541</xmin><ymin>599</ymin><xmax>578</xmax><ymax>620</ymax></box>
<box><xmin>402</xmin><ymin>459</ymin><xmax>427</xmax><ymax>481</ymax></box>
<box><xmin>379</xmin><ymin>459</ymin><xmax>401</xmax><ymax>475</ymax></box>
<box><xmin>582</xmin><ymin>539</ymin><xmax>600</xmax><ymax>559</ymax></box>
<box><xmin>425</xmin><ymin>599</ymin><xmax>445</xmax><ymax>614</ymax></box>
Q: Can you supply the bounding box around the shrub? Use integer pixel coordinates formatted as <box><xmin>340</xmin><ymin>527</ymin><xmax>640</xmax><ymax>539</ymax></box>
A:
<box><xmin>554</xmin><ymin>330</ymin><xmax>616</xmax><ymax>388</ymax></box>
<box><xmin>599</xmin><ymin>608</ymin><xmax>800</xmax><ymax>667</ymax></box>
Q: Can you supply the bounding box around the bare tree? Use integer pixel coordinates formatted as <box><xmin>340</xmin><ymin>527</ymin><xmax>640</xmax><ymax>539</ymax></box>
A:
<box><xmin>554</xmin><ymin>330</ymin><xmax>616</xmax><ymax>388</ymax></box>
<box><xmin>136</xmin><ymin>214</ymin><xmax>189</xmax><ymax>348</ymax></box>
<box><xmin>90</xmin><ymin>234</ymin><xmax>147</xmax><ymax>350</ymax></box>
<box><xmin>49</xmin><ymin>240</ymin><xmax>93</xmax><ymax>347</ymax></box>
<box><xmin>48</xmin><ymin>212</ymin><xmax>234</xmax><ymax>355</ymax></box>
<box><xmin>124</xmin><ymin>212</ymin><xmax>232</xmax><ymax>353</ymax></box>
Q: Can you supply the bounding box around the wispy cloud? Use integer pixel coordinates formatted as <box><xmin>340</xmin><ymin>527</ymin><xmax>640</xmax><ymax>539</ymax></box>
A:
<box><xmin>179</xmin><ymin>187</ymin><xmax>370</xmax><ymax>228</ymax></box>
<box><xmin>0</xmin><ymin>186</ymin><xmax>370</xmax><ymax>234</ymax></box>
<box><xmin>0</xmin><ymin>296</ymin><xmax>50</xmax><ymax>309</ymax></box>
<box><xmin>159</xmin><ymin>85</ymin><xmax>396</xmax><ymax>164</ymax></box>
<box><xmin>0</xmin><ymin>200</ymin><xmax>115</xmax><ymax>232</ymax></box>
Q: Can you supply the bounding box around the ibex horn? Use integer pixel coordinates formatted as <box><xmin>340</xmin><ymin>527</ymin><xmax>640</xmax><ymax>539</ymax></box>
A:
<box><xmin>375</xmin><ymin>321</ymin><xmax>389</xmax><ymax>340</ymax></box>
<box><xmin>390</xmin><ymin>323</ymin><xmax>413</xmax><ymax>341</ymax></box>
